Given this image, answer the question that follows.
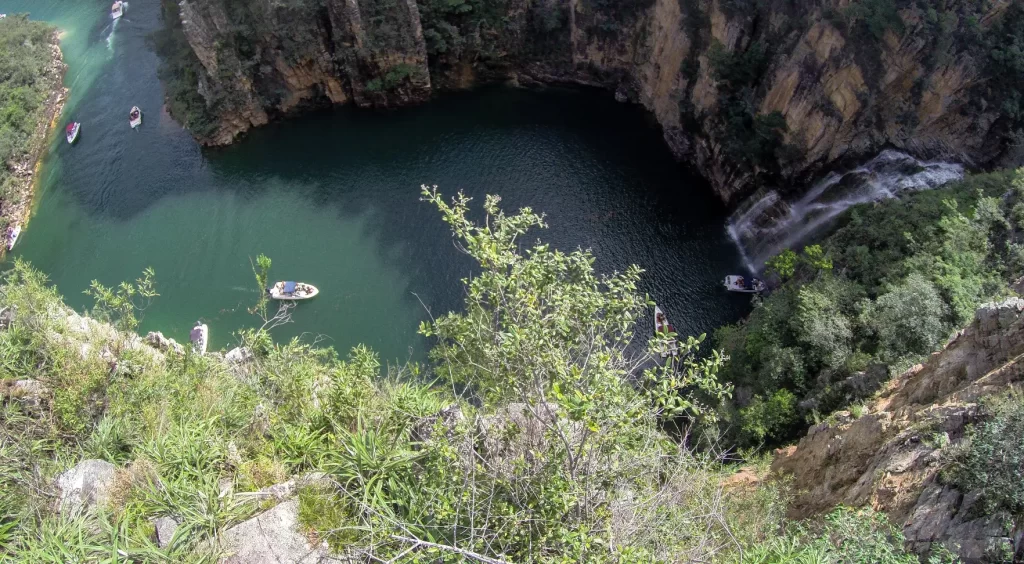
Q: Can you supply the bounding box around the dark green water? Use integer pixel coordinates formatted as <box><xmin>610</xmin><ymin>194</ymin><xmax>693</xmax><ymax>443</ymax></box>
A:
<box><xmin>3</xmin><ymin>0</ymin><xmax>749</xmax><ymax>360</ymax></box>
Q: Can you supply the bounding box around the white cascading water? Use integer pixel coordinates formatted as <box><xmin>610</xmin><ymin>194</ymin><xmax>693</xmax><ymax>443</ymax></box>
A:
<box><xmin>726</xmin><ymin>150</ymin><xmax>964</xmax><ymax>272</ymax></box>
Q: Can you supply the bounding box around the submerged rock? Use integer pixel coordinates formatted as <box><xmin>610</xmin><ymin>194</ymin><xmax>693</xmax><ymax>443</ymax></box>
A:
<box><xmin>56</xmin><ymin>459</ymin><xmax>117</xmax><ymax>514</ymax></box>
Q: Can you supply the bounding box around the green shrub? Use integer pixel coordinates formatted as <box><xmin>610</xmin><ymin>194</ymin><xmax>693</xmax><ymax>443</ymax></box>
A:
<box><xmin>717</xmin><ymin>170</ymin><xmax>1024</xmax><ymax>446</ymax></box>
<box><xmin>944</xmin><ymin>392</ymin><xmax>1024</xmax><ymax>516</ymax></box>
<box><xmin>737</xmin><ymin>506</ymin><xmax>955</xmax><ymax>563</ymax></box>
<box><xmin>740</xmin><ymin>389</ymin><xmax>798</xmax><ymax>444</ymax></box>
<box><xmin>860</xmin><ymin>272</ymin><xmax>950</xmax><ymax>362</ymax></box>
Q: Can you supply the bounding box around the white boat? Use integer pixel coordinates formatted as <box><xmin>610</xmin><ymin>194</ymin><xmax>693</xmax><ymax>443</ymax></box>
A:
<box><xmin>190</xmin><ymin>322</ymin><xmax>208</xmax><ymax>355</ymax></box>
<box><xmin>6</xmin><ymin>224</ymin><xmax>21</xmax><ymax>251</ymax></box>
<box><xmin>724</xmin><ymin>275</ymin><xmax>766</xmax><ymax>294</ymax></box>
<box><xmin>654</xmin><ymin>305</ymin><xmax>678</xmax><ymax>358</ymax></box>
<box><xmin>65</xmin><ymin>122</ymin><xmax>80</xmax><ymax>144</ymax></box>
<box><xmin>111</xmin><ymin>1</ymin><xmax>123</xmax><ymax>19</ymax></box>
<box><xmin>268</xmin><ymin>281</ymin><xmax>319</xmax><ymax>301</ymax></box>
<box><xmin>129</xmin><ymin>106</ymin><xmax>142</xmax><ymax>128</ymax></box>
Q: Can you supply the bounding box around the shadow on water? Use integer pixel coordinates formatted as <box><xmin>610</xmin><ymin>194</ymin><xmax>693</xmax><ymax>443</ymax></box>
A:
<box><xmin>4</xmin><ymin>0</ymin><xmax>753</xmax><ymax>360</ymax></box>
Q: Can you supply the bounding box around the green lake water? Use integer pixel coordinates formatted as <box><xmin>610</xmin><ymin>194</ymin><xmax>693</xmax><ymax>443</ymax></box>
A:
<box><xmin>1</xmin><ymin>0</ymin><xmax>750</xmax><ymax>360</ymax></box>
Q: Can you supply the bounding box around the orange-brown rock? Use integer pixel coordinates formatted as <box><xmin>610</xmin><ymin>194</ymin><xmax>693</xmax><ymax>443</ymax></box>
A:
<box><xmin>167</xmin><ymin>0</ymin><xmax>1022</xmax><ymax>204</ymax></box>
<box><xmin>772</xmin><ymin>298</ymin><xmax>1024</xmax><ymax>561</ymax></box>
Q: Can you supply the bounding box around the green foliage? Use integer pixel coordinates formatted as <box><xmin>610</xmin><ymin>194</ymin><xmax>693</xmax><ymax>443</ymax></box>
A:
<box><xmin>707</xmin><ymin>40</ymin><xmax>795</xmax><ymax>174</ymax></box>
<box><xmin>740</xmin><ymin>389</ymin><xmax>798</xmax><ymax>444</ymax></box>
<box><xmin>738</xmin><ymin>506</ymin><xmax>955</xmax><ymax>563</ymax></box>
<box><xmin>84</xmin><ymin>268</ymin><xmax>158</xmax><ymax>334</ymax></box>
<box><xmin>149</xmin><ymin>0</ymin><xmax>219</xmax><ymax>138</ymax></box>
<box><xmin>717</xmin><ymin>170</ymin><xmax>1024</xmax><ymax>445</ymax></box>
<box><xmin>0</xmin><ymin>15</ymin><xmax>57</xmax><ymax>214</ymax></box>
<box><xmin>944</xmin><ymin>392</ymin><xmax>1024</xmax><ymax>517</ymax></box>
<box><xmin>249</xmin><ymin>254</ymin><xmax>271</xmax><ymax>320</ymax></box>
<box><xmin>860</xmin><ymin>273</ymin><xmax>948</xmax><ymax>363</ymax></box>
<box><xmin>844</xmin><ymin>0</ymin><xmax>904</xmax><ymax>40</ymax></box>
<box><xmin>419</xmin><ymin>185</ymin><xmax>730</xmax><ymax>426</ymax></box>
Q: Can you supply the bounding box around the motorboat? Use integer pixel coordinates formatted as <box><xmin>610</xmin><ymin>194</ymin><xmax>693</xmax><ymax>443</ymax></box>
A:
<box><xmin>268</xmin><ymin>281</ymin><xmax>319</xmax><ymax>300</ymax></box>
<box><xmin>129</xmin><ymin>106</ymin><xmax>142</xmax><ymax>128</ymax></box>
<box><xmin>190</xmin><ymin>322</ymin><xmax>208</xmax><ymax>355</ymax></box>
<box><xmin>724</xmin><ymin>275</ymin><xmax>766</xmax><ymax>294</ymax></box>
<box><xmin>65</xmin><ymin>122</ymin><xmax>80</xmax><ymax>144</ymax></box>
<box><xmin>111</xmin><ymin>1</ymin><xmax>123</xmax><ymax>19</ymax></box>
<box><xmin>6</xmin><ymin>224</ymin><xmax>21</xmax><ymax>251</ymax></box>
<box><xmin>654</xmin><ymin>304</ymin><xmax>679</xmax><ymax>358</ymax></box>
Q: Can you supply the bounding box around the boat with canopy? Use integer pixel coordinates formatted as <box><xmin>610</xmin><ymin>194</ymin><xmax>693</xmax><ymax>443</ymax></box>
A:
<box><xmin>268</xmin><ymin>281</ymin><xmax>319</xmax><ymax>300</ymax></box>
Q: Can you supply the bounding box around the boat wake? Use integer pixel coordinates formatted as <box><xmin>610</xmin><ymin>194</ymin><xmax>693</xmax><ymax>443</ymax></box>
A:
<box><xmin>726</xmin><ymin>150</ymin><xmax>964</xmax><ymax>272</ymax></box>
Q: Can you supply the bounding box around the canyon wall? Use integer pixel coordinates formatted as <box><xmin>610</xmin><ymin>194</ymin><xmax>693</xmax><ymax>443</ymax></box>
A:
<box><xmin>165</xmin><ymin>0</ymin><xmax>1023</xmax><ymax>202</ymax></box>
<box><xmin>772</xmin><ymin>298</ymin><xmax>1024</xmax><ymax>562</ymax></box>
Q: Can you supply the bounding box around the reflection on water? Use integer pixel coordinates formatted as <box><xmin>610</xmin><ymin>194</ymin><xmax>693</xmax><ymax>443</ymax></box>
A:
<box><xmin>2</xmin><ymin>0</ymin><xmax>751</xmax><ymax>360</ymax></box>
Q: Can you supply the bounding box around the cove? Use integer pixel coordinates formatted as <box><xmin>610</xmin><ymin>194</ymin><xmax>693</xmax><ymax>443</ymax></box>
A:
<box><xmin>3</xmin><ymin>0</ymin><xmax>750</xmax><ymax>360</ymax></box>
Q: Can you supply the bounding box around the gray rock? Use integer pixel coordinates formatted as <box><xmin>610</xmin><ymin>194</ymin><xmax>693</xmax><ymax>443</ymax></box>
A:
<box><xmin>56</xmin><ymin>459</ymin><xmax>117</xmax><ymax>514</ymax></box>
<box><xmin>255</xmin><ymin>473</ymin><xmax>331</xmax><ymax>502</ymax></box>
<box><xmin>225</xmin><ymin>347</ymin><xmax>253</xmax><ymax>365</ymax></box>
<box><xmin>154</xmin><ymin>516</ymin><xmax>180</xmax><ymax>549</ymax></box>
<box><xmin>215</xmin><ymin>500</ymin><xmax>330</xmax><ymax>563</ymax></box>
<box><xmin>10</xmin><ymin>379</ymin><xmax>48</xmax><ymax>412</ymax></box>
<box><xmin>0</xmin><ymin>305</ymin><xmax>17</xmax><ymax>329</ymax></box>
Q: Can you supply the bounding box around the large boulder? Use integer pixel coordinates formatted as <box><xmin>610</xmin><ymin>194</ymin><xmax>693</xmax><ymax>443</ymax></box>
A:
<box><xmin>214</xmin><ymin>500</ymin><xmax>330</xmax><ymax>563</ymax></box>
<box><xmin>56</xmin><ymin>459</ymin><xmax>117</xmax><ymax>514</ymax></box>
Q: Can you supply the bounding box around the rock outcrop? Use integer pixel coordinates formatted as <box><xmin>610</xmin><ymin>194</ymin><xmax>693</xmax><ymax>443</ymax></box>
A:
<box><xmin>215</xmin><ymin>499</ymin><xmax>332</xmax><ymax>564</ymax></box>
<box><xmin>164</xmin><ymin>0</ymin><xmax>1023</xmax><ymax>202</ymax></box>
<box><xmin>772</xmin><ymin>298</ymin><xmax>1024</xmax><ymax>562</ymax></box>
<box><xmin>56</xmin><ymin>459</ymin><xmax>117</xmax><ymax>515</ymax></box>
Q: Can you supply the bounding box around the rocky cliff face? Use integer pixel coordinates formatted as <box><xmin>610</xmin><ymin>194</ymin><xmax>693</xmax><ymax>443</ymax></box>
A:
<box><xmin>772</xmin><ymin>298</ymin><xmax>1024</xmax><ymax>562</ymax></box>
<box><xmin>165</xmin><ymin>0</ymin><xmax>1023</xmax><ymax>202</ymax></box>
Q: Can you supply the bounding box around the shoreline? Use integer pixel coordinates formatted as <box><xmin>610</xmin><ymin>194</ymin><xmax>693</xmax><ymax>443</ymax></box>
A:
<box><xmin>0</xmin><ymin>30</ymin><xmax>68</xmax><ymax>259</ymax></box>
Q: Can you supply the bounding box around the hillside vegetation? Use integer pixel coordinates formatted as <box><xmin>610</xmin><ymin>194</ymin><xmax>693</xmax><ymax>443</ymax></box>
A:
<box><xmin>0</xmin><ymin>15</ymin><xmax>58</xmax><ymax>229</ymax></box>
<box><xmin>716</xmin><ymin>169</ymin><xmax>1024</xmax><ymax>446</ymax></box>
<box><xmin>0</xmin><ymin>187</ymin><xmax>930</xmax><ymax>562</ymax></box>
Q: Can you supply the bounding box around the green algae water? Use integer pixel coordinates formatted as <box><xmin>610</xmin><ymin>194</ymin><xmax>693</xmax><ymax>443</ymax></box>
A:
<box><xmin>2</xmin><ymin>0</ymin><xmax>750</xmax><ymax>359</ymax></box>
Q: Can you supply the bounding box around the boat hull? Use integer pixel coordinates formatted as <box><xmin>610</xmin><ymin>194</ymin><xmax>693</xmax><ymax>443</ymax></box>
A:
<box><xmin>66</xmin><ymin>123</ymin><xmax>80</xmax><ymax>144</ymax></box>
<box><xmin>723</xmin><ymin>275</ymin><xmax>763</xmax><ymax>293</ymax></box>
<box><xmin>268</xmin><ymin>283</ymin><xmax>319</xmax><ymax>301</ymax></box>
<box><xmin>129</xmin><ymin>107</ymin><xmax>141</xmax><ymax>128</ymax></box>
<box><xmin>6</xmin><ymin>225</ymin><xmax>21</xmax><ymax>251</ymax></box>
<box><xmin>653</xmin><ymin>304</ymin><xmax>678</xmax><ymax>357</ymax></box>
<box><xmin>190</xmin><ymin>323</ymin><xmax>209</xmax><ymax>355</ymax></box>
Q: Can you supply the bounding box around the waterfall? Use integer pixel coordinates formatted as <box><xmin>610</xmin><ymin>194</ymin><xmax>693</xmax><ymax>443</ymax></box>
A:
<box><xmin>726</xmin><ymin>150</ymin><xmax>964</xmax><ymax>272</ymax></box>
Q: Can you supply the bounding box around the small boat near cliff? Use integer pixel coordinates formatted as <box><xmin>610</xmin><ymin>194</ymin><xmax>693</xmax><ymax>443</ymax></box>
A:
<box><xmin>268</xmin><ymin>281</ymin><xmax>319</xmax><ymax>301</ymax></box>
<box><xmin>190</xmin><ymin>321</ymin><xmax>208</xmax><ymax>355</ymax></box>
<box><xmin>654</xmin><ymin>304</ymin><xmax>679</xmax><ymax>358</ymax></box>
<box><xmin>6</xmin><ymin>224</ymin><xmax>21</xmax><ymax>251</ymax></box>
<box><xmin>129</xmin><ymin>106</ymin><xmax>141</xmax><ymax>128</ymax></box>
<box><xmin>66</xmin><ymin>122</ymin><xmax>80</xmax><ymax>144</ymax></box>
<box><xmin>724</xmin><ymin>275</ymin><xmax>766</xmax><ymax>294</ymax></box>
<box><xmin>111</xmin><ymin>1</ymin><xmax>123</xmax><ymax>19</ymax></box>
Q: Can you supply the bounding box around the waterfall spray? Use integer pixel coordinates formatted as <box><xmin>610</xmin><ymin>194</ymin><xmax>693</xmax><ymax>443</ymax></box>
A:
<box><xmin>726</xmin><ymin>150</ymin><xmax>964</xmax><ymax>272</ymax></box>
<box><xmin>724</xmin><ymin>150</ymin><xmax>962</xmax><ymax>274</ymax></box>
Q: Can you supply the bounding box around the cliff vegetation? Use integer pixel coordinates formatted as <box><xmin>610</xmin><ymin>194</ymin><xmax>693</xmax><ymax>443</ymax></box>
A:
<box><xmin>0</xmin><ymin>188</ymin><xmax>934</xmax><ymax>562</ymax></box>
<box><xmin>0</xmin><ymin>15</ymin><xmax>65</xmax><ymax>245</ymax></box>
<box><xmin>156</xmin><ymin>0</ymin><xmax>1024</xmax><ymax>203</ymax></box>
<box><xmin>716</xmin><ymin>168</ymin><xmax>1024</xmax><ymax>447</ymax></box>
